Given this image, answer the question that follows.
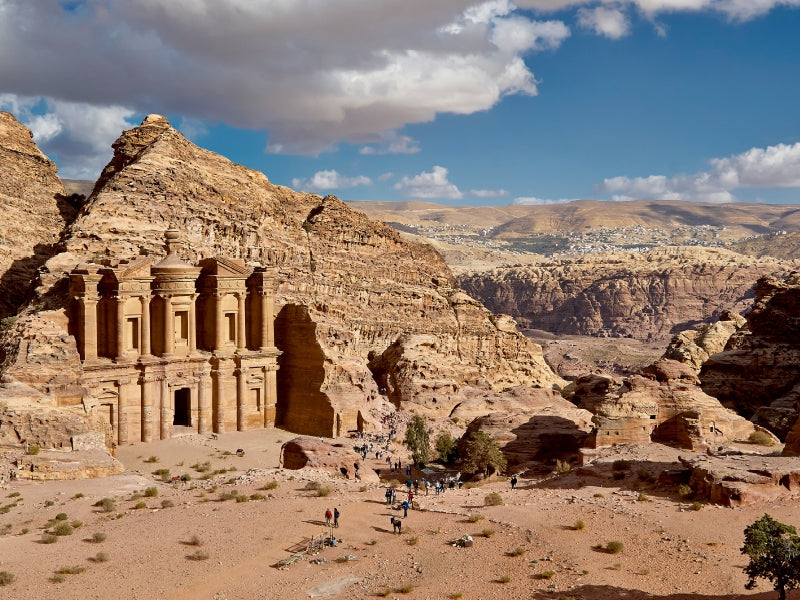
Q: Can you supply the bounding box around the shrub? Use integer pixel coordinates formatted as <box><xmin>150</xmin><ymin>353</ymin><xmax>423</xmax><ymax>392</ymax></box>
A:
<box><xmin>186</xmin><ymin>550</ymin><xmax>210</xmax><ymax>561</ymax></box>
<box><xmin>217</xmin><ymin>490</ymin><xmax>238</xmax><ymax>501</ymax></box>
<box><xmin>144</xmin><ymin>456</ymin><xmax>159</xmax><ymax>463</ymax></box>
<box><xmin>316</xmin><ymin>486</ymin><xmax>333</xmax><ymax>498</ymax></box>
<box><xmin>40</xmin><ymin>533</ymin><xmax>58</xmax><ymax>544</ymax></box>
<box><xmin>55</xmin><ymin>513</ymin><xmax>68</xmax><ymax>521</ymax></box>
<box><xmin>186</xmin><ymin>534</ymin><xmax>203</xmax><ymax>546</ymax></box>
<box><xmin>56</xmin><ymin>565</ymin><xmax>86</xmax><ymax>575</ymax></box>
<box><xmin>91</xmin><ymin>552</ymin><xmax>110</xmax><ymax>563</ymax></box>
<box><xmin>71</xmin><ymin>520</ymin><xmax>83</xmax><ymax>529</ymax></box>
<box><xmin>27</xmin><ymin>445</ymin><xmax>40</xmax><ymax>456</ymax></box>
<box><xmin>235</xmin><ymin>494</ymin><xmax>249</xmax><ymax>503</ymax></box>
<box><xmin>407</xmin><ymin>535</ymin><xmax>419</xmax><ymax>546</ymax></box>
<box><xmin>593</xmin><ymin>493</ymin><xmax>605</xmax><ymax>498</ymax></box>
<box><xmin>508</xmin><ymin>546</ymin><xmax>526</xmax><ymax>556</ymax></box>
<box><xmin>482</xmin><ymin>528</ymin><xmax>495</xmax><ymax>538</ymax></box>
<box><xmin>192</xmin><ymin>461</ymin><xmax>211</xmax><ymax>473</ymax></box>
<box><xmin>449</xmin><ymin>593</ymin><xmax>463</xmax><ymax>600</ymax></box>
<box><xmin>0</xmin><ymin>571</ymin><xmax>14</xmax><ymax>586</ymax></box>
<box><xmin>678</xmin><ymin>484</ymin><xmax>694</xmax><ymax>498</ymax></box>
<box><xmin>536</xmin><ymin>571</ymin><xmax>556</xmax><ymax>580</ymax></box>
<box><xmin>144</xmin><ymin>487</ymin><xmax>158</xmax><ymax>498</ymax></box>
<box><xmin>574</xmin><ymin>519</ymin><xmax>586</xmax><ymax>531</ymax></box>
<box><xmin>133</xmin><ymin>502</ymin><xmax>146</xmax><ymax>510</ymax></box>
<box><xmin>90</xmin><ymin>532</ymin><xmax>107</xmax><ymax>543</ymax></box>
<box><xmin>496</xmin><ymin>575</ymin><xmax>511</xmax><ymax>584</ymax></box>
<box><xmin>612</xmin><ymin>459</ymin><xmax>631</xmax><ymax>471</ymax></box>
<box><xmin>249</xmin><ymin>493</ymin><xmax>265</xmax><ymax>501</ymax></box>
<box><xmin>692</xmin><ymin>501</ymin><xmax>703</xmax><ymax>511</ymax></box>
<box><xmin>637</xmin><ymin>492</ymin><xmax>650</xmax><ymax>502</ymax></box>
<box><xmin>153</xmin><ymin>469</ymin><xmax>170</xmax><ymax>480</ymax></box>
<box><xmin>72</xmin><ymin>493</ymin><xmax>84</xmax><ymax>500</ymax></box>
<box><xmin>161</xmin><ymin>499</ymin><xmax>175</xmax><ymax>508</ymax></box>
<box><xmin>50</xmin><ymin>573</ymin><xmax>65</xmax><ymax>584</ymax></box>
<box><xmin>637</xmin><ymin>469</ymin><xmax>656</xmax><ymax>483</ymax></box>
<box><xmin>94</xmin><ymin>498</ymin><xmax>116</xmax><ymax>513</ymax></box>
<box><xmin>484</xmin><ymin>492</ymin><xmax>503</xmax><ymax>506</ymax></box>
<box><xmin>395</xmin><ymin>582</ymin><xmax>415</xmax><ymax>594</ymax></box>
<box><xmin>748</xmin><ymin>431</ymin><xmax>775</xmax><ymax>447</ymax></box>
<box><xmin>44</xmin><ymin>500</ymin><xmax>55</xmax><ymax>507</ymax></box>
<box><xmin>605</xmin><ymin>541</ymin><xmax>624</xmax><ymax>554</ymax></box>
<box><xmin>555</xmin><ymin>459</ymin><xmax>571</xmax><ymax>474</ymax></box>
<box><xmin>53</xmin><ymin>522</ymin><xmax>73</xmax><ymax>536</ymax></box>
<box><xmin>262</xmin><ymin>480</ymin><xmax>279</xmax><ymax>490</ymax></box>
<box><xmin>468</xmin><ymin>513</ymin><xmax>485</xmax><ymax>523</ymax></box>
<box><xmin>304</xmin><ymin>481</ymin><xmax>321</xmax><ymax>490</ymax></box>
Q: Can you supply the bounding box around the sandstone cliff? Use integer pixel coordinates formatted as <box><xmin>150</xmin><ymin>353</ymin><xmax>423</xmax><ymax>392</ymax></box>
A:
<box><xmin>0</xmin><ymin>112</ymin><xmax>76</xmax><ymax>320</ymax></box>
<box><xmin>661</xmin><ymin>310</ymin><xmax>746</xmax><ymax>372</ymax></box>
<box><xmin>700</xmin><ymin>274</ymin><xmax>800</xmax><ymax>451</ymax></box>
<box><xmin>0</xmin><ymin>115</ymin><xmax>562</xmax><ymax>439</ymax></box>
<box><xmin>458</xmin><ymin>247</ymin><xmax>791</xmax><ymax>341</ymax></box>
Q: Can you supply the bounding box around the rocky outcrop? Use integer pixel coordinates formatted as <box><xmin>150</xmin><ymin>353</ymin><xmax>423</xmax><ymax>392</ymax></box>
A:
<box><xmin>0</xmin><ymin>112</ymin><xmax>77</xmax><ymax>319</ymax></box>
<box><xmin>1</xmin><ymin>114</ymin><xmax>561</xmax><ymax>439</ymax></box>
<box><xmin>566</xmin><ymin>359</ymin><xmax>755</xmax><ymax>450</ymax></box>
<box><xmin>680</xmin><ymin>454</ymin><xmax>800</xmax><ymax>506</ymax></box>
<box><xmin>14</xmin><ymin>449</ymin><xmax>123</xmax><ymax>480</ymax></box>
<box><xmin>279</xmin><ymin>437</ymin><xmax>379</xmax><ymax>482</ymax></box>
<box><xmin>700</xmin><ymin>275</ymin><xmax>800</xmax><ymax>445</ymax></box>
<box><xmin>0</xmin><ymin>403</ymin><xmax>106</xmax><ymax>450</ymax></box>
<box><xmin>458</xmin><ymin>247</ymin><xmax>791</xmax><ymax>341</ymax></box>
<box><xmin>661</xmin><ymin>310</ymin><xmax>745</xmax><ymax>372</ymax></box>
<box><xmin>458</xmin><ymin>397</ymin><xmax>594</xmax><ymax>470</ymax></box>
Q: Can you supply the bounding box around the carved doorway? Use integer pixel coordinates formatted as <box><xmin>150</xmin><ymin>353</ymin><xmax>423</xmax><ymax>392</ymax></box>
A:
<box><xmin>173</xmin><ymin>388</ymin><xmax>191</xmax><ymax>427</ymax></box>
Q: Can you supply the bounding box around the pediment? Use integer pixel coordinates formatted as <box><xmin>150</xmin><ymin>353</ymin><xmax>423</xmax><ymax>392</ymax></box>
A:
<box><xmin>200</xmin><ymin>257</ymin><xmax>253</xmax><ymax>278</ymax></box>
<box><xmin>100</xmin><ymin>256</ymin><xmax>156</xmax><ymax>281</ymax></box>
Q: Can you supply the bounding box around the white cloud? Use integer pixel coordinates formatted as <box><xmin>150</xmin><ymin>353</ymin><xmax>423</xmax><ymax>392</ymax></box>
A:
<box><xmin>596</xmin><ymin>142</ymin><xmax>800</xmax><ymax>202</ymax></box>
<box><xmin>291</xmin><ymin>170</ymin><xmax>372</xmax><ymax>192</ymax></box>
<box><xmin>577</xmin><ymin>6</ymin><xmax>630</xmax><ymax>38</ymax></box>
<box><xmin>513</xmin><ymin>196</ymin><xmax>577</xmax><ymax>204</ymax></box>
<box><xmin>471</xmin><ymin>188</ymin><xmax>509</xmax><ymax>197</ymax></box>
<box><xmin>394</xmin><ymin>166</ymin><xmax>464</xmax><ymax>199</ymax></box>
<box><xmin>360</xmin><ymin>133</ymin><xmax>421</xmax><ymax>155</ymax></box>
<box><xmin>0</xmin><ymin>95</ymin><xmax>136</xmax><ymax>178</ymax></box>
<box><xmin>0</xmin><ymin>0</ymin><xmax>570</xmax><ymax>173</ymax></box>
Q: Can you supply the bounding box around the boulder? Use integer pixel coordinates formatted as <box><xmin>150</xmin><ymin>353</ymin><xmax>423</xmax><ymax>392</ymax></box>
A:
<box><xmin>279</xmin><ymin>437</ymin><xmax>379</xmax><ymax>482</ymax></box>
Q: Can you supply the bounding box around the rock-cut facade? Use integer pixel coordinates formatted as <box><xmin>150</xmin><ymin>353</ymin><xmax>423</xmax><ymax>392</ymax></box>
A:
<box><xmin>67</xmin><ymin>230</ymin><xmax>280</xmax><ymax>445</ymax></box>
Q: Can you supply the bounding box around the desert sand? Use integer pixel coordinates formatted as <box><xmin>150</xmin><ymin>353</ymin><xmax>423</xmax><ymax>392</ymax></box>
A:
<box><xmin>1</xmin><ymin>428</ymin><xmax>799</xmax><ymax>600</ymax></box>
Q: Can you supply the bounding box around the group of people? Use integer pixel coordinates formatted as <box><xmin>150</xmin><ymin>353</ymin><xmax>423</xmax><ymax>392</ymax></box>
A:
<box><xmin>324</xmin><ymin>507</ymin><xmax>340</xmax><ymax>528</ymax></box>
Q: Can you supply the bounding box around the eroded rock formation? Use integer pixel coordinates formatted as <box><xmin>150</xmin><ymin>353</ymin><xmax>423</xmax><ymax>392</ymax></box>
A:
<box><xmin>661</xmin><ymin>310</ymin><xmax>745</xmax><ymax>372</ymax></box>
<box><xmin>565</xmin><ymin>359</ymin><xmax>755</xmax><ymax>450</ymax></box>
<box><xmin>0</xmin><ymin>112</ymin><xmax>77</xmax><ymax>319</ymax></box>
<box><xmin>458</xmin><ymin>247</ymin><xmax>790</xmax><ymax>341</ymax></box>
<box><xmin>0</xmin><ymin>114</ymin><xmax>562</xmax><ymax>441</ymax></box>
<box><xmin>279</xmin><ymin>437</ymin><xmax>379</xmax><ymax>482</ymax></box>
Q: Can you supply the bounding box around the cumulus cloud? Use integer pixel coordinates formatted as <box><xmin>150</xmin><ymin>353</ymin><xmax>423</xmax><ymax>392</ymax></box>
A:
<box><xmin>577</xmin><ymin>6</ymin><xmax>630</xmax><ymax>38</ymax></box>
<box><xmin>471</xmin><ymin>188</ymin><xmax>509</xmax><ymax>197</ymax></box>
<box><xmin>394</xmin><ymin>166</ymin><xmax>464</xmax><ymax>199</ymax></box>
<box><xmin>0</xmin><ymin>94</ymin><xmax>136</xmax><ymax>178</ymax></box>
<box><xmin>596</xmin><ymin>142</ymin><xmax>800</xmax><ymax>202</ymax></box>
<box><xmin>360</xmin><ymin>133</ymin><xmax>421</xmax><ymax>155</ymax></box>
<box><xmin>291</xmin><ymin>170</ymin><xmax>372</xmax><ymax>192</ymax></box>
<box><xmin>0</xmin><ymin>0</ymin><xmax>573</xmax><ymax>174</ymax></box>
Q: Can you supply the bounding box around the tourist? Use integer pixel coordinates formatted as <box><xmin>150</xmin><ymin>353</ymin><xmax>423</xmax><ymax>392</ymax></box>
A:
<box><xmin>333</xmin><ymin>507</ymin><xmax>340</xmax><ymax>528</ymax></box>
<box><xmin>325</xmin><ymin>508</ymin><xmax>332</xmax><ymax>527</ymax></box>
<box><xmin>402</xmin><ymin>500</ymin><xmax>409</xmax><ymax>518</ymax></box>
<box><xmin>510</xmin><ymin>475</ymin><xmax>517</xmax><ymax>490</ymax></box>
<box><xmin>385</xmin><ymin>487</ymin><xmax>393</xmax><ymax>505</ymax></box>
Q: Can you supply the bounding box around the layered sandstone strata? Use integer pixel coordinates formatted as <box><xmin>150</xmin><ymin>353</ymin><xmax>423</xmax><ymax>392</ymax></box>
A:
<box><xmin>458</xmin><ymin>247</ymin><xmax>791</xmax><ymax>341</ymax></box>
<box><xmin>0</xmin><ymin>112</ymin><xmax>76</xmax><ymax>319</ymax></box>
<box><xmin>566</xmin><ymin>359</ymin><xmax>755</xmax><ymax>450</ymax></box>
<box><xmin>661</xmin><ymin>310</ymin><xmax>745</xmax><ymax>372</ymax></box>
<box><xmin>1</xmin><ymin>114</ymin><xmax>562</xmax><ymax>440</ymax></box>
<box><xmin>279</xmin><ymin>437</ymin><xmax>379</xmax><ymax>482</ymax></box>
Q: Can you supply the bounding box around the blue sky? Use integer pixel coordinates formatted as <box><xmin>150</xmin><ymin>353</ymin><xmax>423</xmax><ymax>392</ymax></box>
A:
<box><xmin>1</xmin><ymin>0</ymin><xmax>799</xmax><ymax>205</ymax></box>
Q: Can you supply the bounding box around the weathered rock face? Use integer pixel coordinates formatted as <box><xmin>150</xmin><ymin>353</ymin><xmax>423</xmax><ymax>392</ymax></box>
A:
<box><xmin>698</xmin><ymin>275</ymin><xmax>800</xmax><ymax>451</ymax></box>
<box><xmin>0</xmin><ymin>402</ymin><xmax>109</xmax><ymax>451</ymax></box>
<box><xmin>567</xmin><ymin>360</ymin><xmax>755</xmax><ymax>450</ymax></box>
<box><xmin>459</xmin><ymin>396</ymin><xmax>594</xmax><ymax>470</ymax></box>
<box><xmin>0</xmin><ymin>112</ymin><xmax>76</xmax><ymax>319</ymax></box>
<box><xmin>278</xmin><ymin>437</ymin><xmax>379</xmax><ymax>482</ymax></box>
<box><xmin>458</xmin><ymin>247</ymin><xmax>791</xmax><ymax>341</ymax></box>
<box><xmin>661</xmin><ymin>310</ymin><xmax>745</xmax><ymax>372</ymax></box>
<box><xmin>680</xmin><ymin>454</ymin><xmax>800</xmax><ymax>506</ymax></box>
<box><xmin>1</xmin><ymin>114</ymin><xmax>561</xmax><ymax>439</ymax></box>
<box><xmin>14</xmin><ymin>449</ymin><xmax>123</xmax><ymax>481</ymax></box>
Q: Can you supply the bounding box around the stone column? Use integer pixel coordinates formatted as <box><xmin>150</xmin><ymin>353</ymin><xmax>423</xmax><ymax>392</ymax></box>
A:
<box><xmin>82</xmin><ymin>297</ymin><xmax>99</xmax><ymax>362</ymax></box>
<box><xmin>115</xmin><ymin>295</ymin><xmax>126</xmax><ymax>362</ymax></box>
<box><xmin>236</xmin><ymin>292</ymin><xmax>246</xmax><ymax>351</ymax></box>
<box><xmin>141</xmin><ymin>374</ymin><xmax>154</xmax><ymax>443</ymax></box>
<box><xmin>214</xmin><ymin>365</ymin><xmax>225</xmax><ymax>434</ymax></box>
<box><xmin>160</xmin><ymin>376</ymin><xmax>171</xmax><ymax>440</ymax></box>
<box><xmin>259</xmin><ymin>292</ymin><xmax>271</xmax><ymax>350</ymax></box>
<box><xmin>236</xmin><ymin>366</ymin><xmax>247</xmax><ymax>431</ymax></box>
<box><xmin>163</xmin><ymin>295</ymin><xmax>174</xmax><ymax>357</ymax></box>
<box><xmin>117</xmin><ymin>379</ymin><xmax>129</xmax><ymax>445</ymax></box>
<box><xmin>215</xmin><ymin>293</ymin><xmax>225</xmax><ymax>351</ymax></box>
<box><xmin>198</xmin><ymin>368</ymin><xmax>211</xmax><ymax>434</ymax></box>
<box><xmin>140</xmin><ymin>295</ymin><xmax>151</xmax><ymax>357</ymax></box>
<box><xmin>188</xmin><ymin>293</ymin><xmax>198</xmax><ymax>354</ymax></box>
<box><xmin>264</xmin><ymin>364</ymin><xmax>278</xmax><ymax>428</ymax></box>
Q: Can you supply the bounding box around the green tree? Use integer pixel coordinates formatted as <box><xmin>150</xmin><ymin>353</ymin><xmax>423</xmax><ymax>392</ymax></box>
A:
<box><xmin>741</xmin><ymin>514</ymin><xmax>800</xmax><ymax>600</ymax></box>
<box><xmin>459</xmin><ymin>431</ymin><xmax>507</xmax><ymax>477</ymax></box>
<box><xmin>404</xmin><ymin>415</ymin><xmax>431</xmax><ymax>467</ymax></box>
<box><xmin>435</xmin><ymin>431</ymin><xmax>458</xmax><ymax>464</ymax></box>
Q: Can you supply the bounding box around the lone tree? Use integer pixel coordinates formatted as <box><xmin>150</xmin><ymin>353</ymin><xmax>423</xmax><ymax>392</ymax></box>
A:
<box><xmin>404</xmin><ymin>415</ymin><xmax>431</xmax><ymax>467</ymax></box>
<box><xmin>741</xmin><ymin>513</ymin><xmax>800</xmax><ymax>600</ymax></box>
<box><xmin>459</xmin><ymin>430</ymin><xmax>507</xmax><ymax>477</ymax></box>
<box><xmin>435</xmin><ymin>431</ymin><xmax>459</xmax><ymax>464</ymax></box>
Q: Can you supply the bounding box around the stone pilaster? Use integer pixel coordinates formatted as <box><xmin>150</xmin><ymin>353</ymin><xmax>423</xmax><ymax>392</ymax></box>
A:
<box><xmin>114</xmin><ymin>295</ymin><xmax>126</xmax><ymax>361</ymax></box>
<box><xmin>140</xmin><ymin>373</ymin><xmax>154</xmax><ymax>443</ymax></box>
<box><xmin>163</xmin><ymin>295</ymin><xmax>174</xmax><ymax>357</ymax></box>
<box><xmin>198</xmin><ymin>367</ymin><xmax>212</xmax><ymax>434</ymax></box>
<box><xmin>236</xmin><ymin>292</ymin><xmax>246</xmax><ymax>351</ymax></box>
<box><xmin>189</xmin><ymin>293</ymin><xmax>198</xmax><ymax>354</ymax></box>
<box><xmin>160</xmin><ymin>376</ymin><xmax>171</xmax><ymax>440</ymax></box>
<box><xmin>236</xmin><ymin>366</ymin><xmax>247</xmax><ymax>431</ymax></box>
<box><xmin>140</xmin><ymin>295</ymin><xmax>151</xmax><ymax>357</ymax></box>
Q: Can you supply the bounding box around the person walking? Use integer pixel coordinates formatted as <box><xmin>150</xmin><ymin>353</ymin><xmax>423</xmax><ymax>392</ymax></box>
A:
<box><xmin>333</xmin><ymin>507</ymin><xmax>340</xmax><ymax>528</ymax></box>
<box><xmin>325</xmin><ymin>508</ymin><xmax>333</xmax><ymax>527</ymax></box>
<box><xmin>385</xmin><ymin>487</ymin><xmax>393</xmax><ymax>505</ymax></box>
<box><xmin>402</xmin><ymin>500</ymin><xmax>409</xmax><ymax>518</ymax></box>
<box><xmin>510</xmin><ymin>475</ymin><xmax>517</xmax><ymax>490</ymax></box>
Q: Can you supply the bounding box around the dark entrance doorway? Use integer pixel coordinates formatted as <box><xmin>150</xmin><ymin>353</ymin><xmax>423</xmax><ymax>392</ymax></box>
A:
<box><xmin>174</xmin><ymin>388</ymin><xmax>191</xmax><ymax>427</ymax></box>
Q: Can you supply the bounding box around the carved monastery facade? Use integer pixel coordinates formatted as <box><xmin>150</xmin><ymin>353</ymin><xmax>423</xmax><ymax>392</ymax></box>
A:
<box><xmin>68</xmin><ymin>231</ymin><xmax>281</xmax><ymax>446</ymax></box>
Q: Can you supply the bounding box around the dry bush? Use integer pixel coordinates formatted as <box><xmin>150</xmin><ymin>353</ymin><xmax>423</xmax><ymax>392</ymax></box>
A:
<box><xmin>0</xmin><ymin>571</ymin><xmax>15</xmax><ymax>586</ymax></box>
<box><xmin>536</xmin><ymin>570</ymin><xmax>555</xmax><ymax>580</ymax></box>
<box><xmin>468</xmin><ymin>513</ymin><xmax>485</xmax><ymax>523</ymax></box>
<box><xmin>262</xmin><ymin>480</ymin><xmax>279</xmax><ymax>490</ymax></box>
<box><xmin>90</xmin><ymin>532</ymin><xmax>107</xmax><ymax>543</ymax></box>
<box><xmin>53</xmin><ymin>522</ymin><xmax>73</xmax><ymax>537</ymax></box>
<box><xmin>748</xmin><ymin>430</ymin><xmax>775</xmax><ymax>446</ymax></box>
<box><xmin>143</xmin><ymin>486</ymin><xmax>158</xmax><ymax>497</ymax></box>
<box><xmin>186</xmin><ymin>550</ymin><xmax>210</xmax><ymax>561</ymax></box>
<box><xmin>94</xmin><ymin>498</ymin><xmax>116</xmax><ymax>513</ymax></box>
<box><xmin>90</xmin><ymin>552</ymin><xmax>109</xmax><ymax>563</ymax></box>
<box><xmin>574</xmin><ymin>519</ymin><xmax>586</xmax><ymax>531</ymax></box>
<box><xmin>482</xmin><ymin>528</ymin><xmax>495</xmax><ymax>538</ymax></box>
<box><xmin>555</xmin><ymin>459</ymin><xmax>571</xmax><ymax>474</ymax></box>
<box><xmin>484</xmin><ymin>492</ymin><xmax>503</xmax><ymax>506</ymax></box>
<box><xmin>507</xmin><ymin>546</ymin><xmax>526</xmax><ymax>556</ymax></box>
<box><xmin>316</xmin><ymin>486</ymin><xmax>333</xmax><ymax>497</ymax></box>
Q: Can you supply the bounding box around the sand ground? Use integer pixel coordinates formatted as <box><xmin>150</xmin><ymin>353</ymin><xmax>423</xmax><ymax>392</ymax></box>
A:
<box><xmin>1</xmin><ymin>429</ymin><xmax>799</xmax><ymax>600</ymax></box>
